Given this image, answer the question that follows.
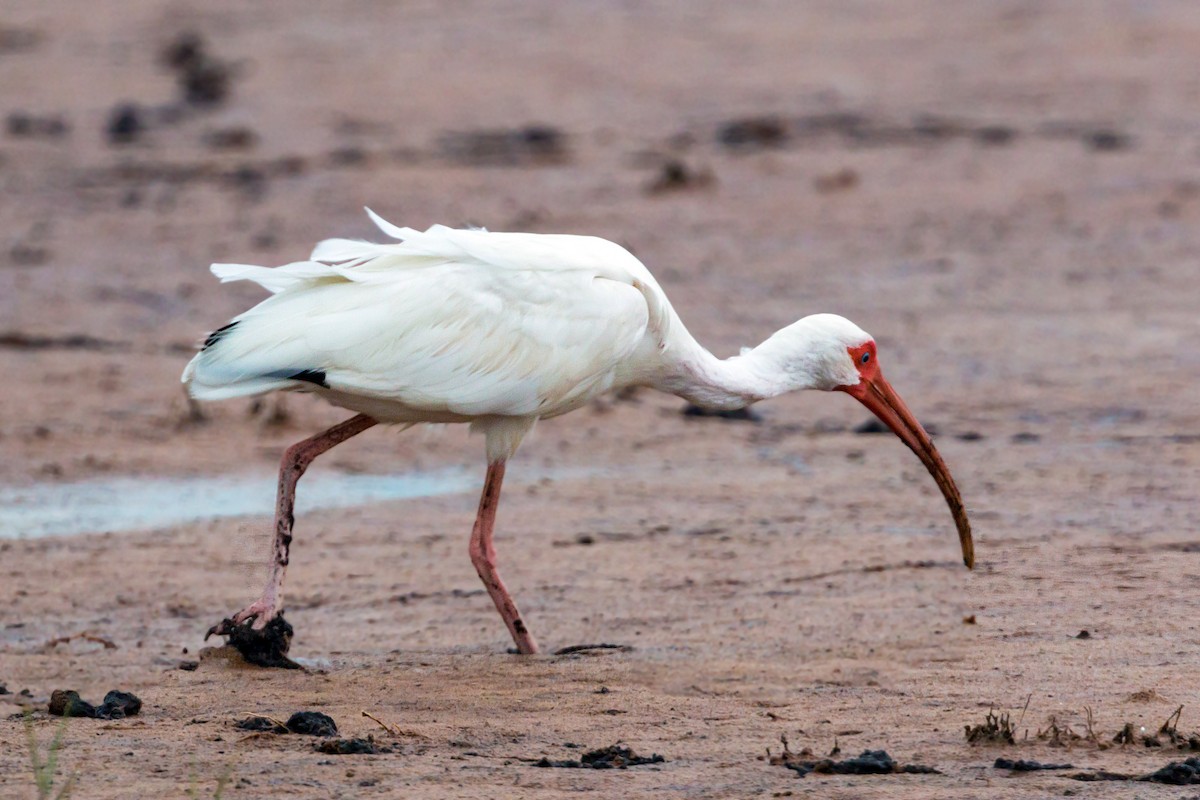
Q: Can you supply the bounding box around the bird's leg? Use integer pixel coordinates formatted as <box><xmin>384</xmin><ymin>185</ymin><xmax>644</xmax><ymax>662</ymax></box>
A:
<box><xmin>468</xmin><ymin>460</ymin><xmax>539</xmax><ymax>655</ymax></box>
<box><xmin>207</xmin><ymin>413</ymin><xmax>377</xmax><ymax>638</ymax></box>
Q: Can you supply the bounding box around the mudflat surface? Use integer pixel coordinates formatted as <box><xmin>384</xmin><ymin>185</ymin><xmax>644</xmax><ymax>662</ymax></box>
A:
<box><xmin>2</xmin><ymin>2</ymin><xmax>1199</xmax><ymax>797</ymax></box>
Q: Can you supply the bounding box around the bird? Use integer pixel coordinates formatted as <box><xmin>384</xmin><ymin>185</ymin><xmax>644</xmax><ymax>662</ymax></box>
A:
<box><xmin>183</xmin><ymin>208</ymin><xmax>974</xmax><ymax>656</ymax></box>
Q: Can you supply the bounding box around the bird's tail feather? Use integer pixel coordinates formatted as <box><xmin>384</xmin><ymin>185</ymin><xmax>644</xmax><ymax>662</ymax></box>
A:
<box><xmin>211</xmin><ymin>260</ymin><xmax>337</xmax><ymax>294</ymax></box>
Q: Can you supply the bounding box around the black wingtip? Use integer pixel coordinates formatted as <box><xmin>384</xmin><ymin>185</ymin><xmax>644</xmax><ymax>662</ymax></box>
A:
<box><xmin>202</xmin><ymin>321</ymin><xmax>239</xmax><ymax>350</ymax></box>
<box><xmin>288</xmin><ymin>369</ymin><xmax>329</xmax><ymax>388</ymax></box>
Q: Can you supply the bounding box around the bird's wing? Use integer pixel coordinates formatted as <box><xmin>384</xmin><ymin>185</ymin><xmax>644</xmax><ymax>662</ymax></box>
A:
<box><xmin>184</xmin><ymin>215</ymin><xmax>662</xmax><ymax>416</ymax></box>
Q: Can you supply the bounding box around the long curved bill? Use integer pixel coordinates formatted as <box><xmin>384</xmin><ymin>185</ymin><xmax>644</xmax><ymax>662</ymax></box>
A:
<box><xmin>843</xmin><ymin>374</ymin><xmax>974</xmax><ymax>569</ymax></box>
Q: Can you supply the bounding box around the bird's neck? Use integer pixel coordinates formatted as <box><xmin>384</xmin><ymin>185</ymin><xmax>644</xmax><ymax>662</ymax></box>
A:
<box><xmin>661</xmin><ymin>330</ymin><xmax>802</xmax><ymax>411</ymax></box>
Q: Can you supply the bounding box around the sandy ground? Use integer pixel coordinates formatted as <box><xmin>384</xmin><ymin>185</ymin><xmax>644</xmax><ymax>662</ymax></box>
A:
<box><xmin>3</xmin><ymin>1</ymin><xmax>1200</xmax><ymax>797</ymax></box>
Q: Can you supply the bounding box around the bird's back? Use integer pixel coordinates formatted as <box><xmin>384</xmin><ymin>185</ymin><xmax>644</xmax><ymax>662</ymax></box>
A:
<box><xmin>183</xmin><ymin>213</ymin><xmax>673</xmax><ymax>422</ymax></box>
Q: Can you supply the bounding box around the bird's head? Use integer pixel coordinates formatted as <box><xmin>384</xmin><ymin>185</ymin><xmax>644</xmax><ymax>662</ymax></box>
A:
<box><xmin>758</xmin><ymin>313</ymin><xmax>975</xmax><ymax>569</ymax></box>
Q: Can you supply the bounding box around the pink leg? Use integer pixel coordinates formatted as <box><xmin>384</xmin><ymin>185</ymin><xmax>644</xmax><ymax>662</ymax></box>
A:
<box><xmin>469</xmin><ymin>461</ymin><xmax>539</xmax><ymax>654</ymax></box>
<box><xmin>208</xmin><ymin>414</ymin><xmax>377</xmax><ymax>637</ymax></box>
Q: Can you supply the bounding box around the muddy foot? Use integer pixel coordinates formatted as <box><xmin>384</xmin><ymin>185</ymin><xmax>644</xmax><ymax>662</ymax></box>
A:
<box><xmin>206</xmin><ymin>613</ymin><xmax>300</xmax><ymax>669</ymax></box>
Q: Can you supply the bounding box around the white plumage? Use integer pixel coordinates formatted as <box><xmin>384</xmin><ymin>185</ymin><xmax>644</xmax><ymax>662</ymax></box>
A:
<box><xmin>184</xmin><ymin>211</ymin><xmax>678</xmax><ymax>460</ymax></box>
<box><xmin>185</xmin><ymin>209</ymin><xmax>973</xmax><ymax>657</ymax></box>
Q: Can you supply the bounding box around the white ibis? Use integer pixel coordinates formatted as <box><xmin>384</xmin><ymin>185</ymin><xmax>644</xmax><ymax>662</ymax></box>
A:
<box><xmin>183</xmin><ymin>209</ymin><xmax>973</xmax><ymax>656</ymax></box>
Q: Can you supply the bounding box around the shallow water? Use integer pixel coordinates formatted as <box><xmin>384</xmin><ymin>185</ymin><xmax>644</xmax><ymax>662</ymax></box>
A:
<box><xmin>0</xmin><ymin>468</ymin><xmax>480</xmax><ymax>539</ymax></box>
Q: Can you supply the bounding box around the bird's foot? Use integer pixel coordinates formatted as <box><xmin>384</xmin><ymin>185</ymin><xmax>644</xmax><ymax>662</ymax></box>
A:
<box><xmin>205</xmin><ymin>596</ymin><xmax>280</xmax><ymax>638</ymax></box>
<box><xmin>205</xmin><ymin>603</ymin><xmax>299</xmax><ymax>669</ymax></box>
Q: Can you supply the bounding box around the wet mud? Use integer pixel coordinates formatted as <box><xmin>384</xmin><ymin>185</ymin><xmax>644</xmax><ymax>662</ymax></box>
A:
<box><xmin>211</xmin><ymin>615</ymin><xmax>299</xmax><ymax>669</ymax></box>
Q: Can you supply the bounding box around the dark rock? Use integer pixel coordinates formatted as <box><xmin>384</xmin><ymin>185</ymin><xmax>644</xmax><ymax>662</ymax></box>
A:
<box><xmin>535</xmin><ymin>744</ymin><xmax>665</xmax><ymax>769</ymax></box>
<box><xmin>160</xmin><ymin>32</ymin><xmax>234</xmax><ymax>107</ymax></box>
<box><xmin>814</xmin><ymin>749</ymin><xmax>896</xmax><ymax>775</ymax></box>
<box><xmin>781</xmin><ymin>749</ymin><xmax>940</xmax><ymax>778</ymax></box>
<box><xmin>49</xmin><ymin>689</ymin><xmax>141</xmax><ymax>719</ymax></box>
<box><xmin>235</xmin><ymin>715</ymin><xmax>289</xmax><ymax>734</ymax></box>
<box><xmin>161</xmin><ymin>31</ymin><xmax>204</xmax><ymax>71</ymax></box>
<box><xmin>178</xmin><ymin>660</ymin><xmax>199</xmax><ymax>671</ymax></box>
<box><xmin>106</xmin><ymin>104</ymin><xmax>143</xmax><ymax>145</ymax></box>
<box><xmin>1141</xmin><ymin>757</ymin><xmax>1200</xmax><ymax>785</ymax></box>
<box><xmin>286</xmin><ymin>711</ymin><xmax>338</xmax><ymax>737</ymax></box>
<box><xmin>48</xmin><ymin>690</ymin><xmax>97</xmax><ymax>718</ymax></box>
<box><xmin>100</xmin><ymin>690</ymin><xmax>142</xmax><ymax>719</ymax></box>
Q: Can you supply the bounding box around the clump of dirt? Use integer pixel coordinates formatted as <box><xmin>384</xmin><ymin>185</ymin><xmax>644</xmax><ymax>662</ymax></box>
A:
<box><xmin>1069</xmin><ymin>769</ymin><xmax>1136</xmax><ymax>782</ymax></box>
<box><xmin>681</xmin><ymin>404</ymin><xmax>762</xmax><ymax>422</ymax></box>
<box><xmin>716</xmin><ymin>116</ymin><xmax>788</xmax><ymax>150</ymax></box>
<box><xmin>1083</xmin><ymin>129</ymin><xmax>1131</xmax><ymax>152</ymax></box>
<box><xmin>814</xmin><ymin>168</ymin><xmax>859</xmax><ymax>194</ymax></box>
<box><xmin>535</xmin><ymin>744</ymin><xmax>665</xmax><ymax>769</ymax></box>
<box><xmin>235</xmin><ymin>711</ymin><xmax>337</xmax><ymax>736</ymax></box>
<box><xmin>286</xmin><ymin>711</ymin><xmax>338</xmax><ymax>737</ymax></box>
<box><xmin>994</xmin><ymin>758</ymin><xmax>1074</xmax><ymax>771</ymax></box>
<box><xmin>106</xmin><ymin>104</ymin><xmax>144</xmax><ymax>145</ymax></box>
<box><xmin>235</xmin><ymin>715</ymin><xmax>289</xmax><ymax>734</ymax></box>
<box><xmin>1070</xmin><ymin>756</ymin><xmax>1200</xmax><ymax>785</ymax></box>
<box><xmin>854</xmin><ymin>418</ymin><xmax>888</xmax><ymax>434</ymax></box>
<box><xmin>160</xmin><ymin>31</ymin><xmax>236</xmax><ymax>107</ymax></box>
<box><xmin>1141</xmin><ymin>756</ymin><xmax>1200</xmax><ymax>785</ymax></box>
<box><xmin>437</xmin><ymin>125</ymin><xmax>567</xmax><ymax>166</ymax></box>
<box><xmin>645</xmin><ymin>158</ymin><xmax>714</xmax><ymax>194</ymax></box>
<box><xmin>202</xmin><ymin>126</ymin><xmax>257</xmax><ymax>150</ymax></box>
<box><xmin>965</xmin><ymin>709</ymin><xmax>1016</xmax><ymax>745</ymax></box>
<box><xmin>208</xmin><ymin>614</ymin><xmax>300</xmax><ymax>669</ymax></box>
<box><xmin>769</xmin><ymin>736</ymin><xmax>939</xmax><ymax>777</ymax></box>
<box><xmin>6</xmin><ymin>112</ymin><xmax>69</xmax><ymax>139</ymax></box>
<box><xmin>49</xmin><ymin>689</ymin><xmax>142</xmax><ymax>719</ymax></box>
<box><xmin>316</xmin><ymin>736</ymin><xmax>393</xmax><ymax>755</ymax></box>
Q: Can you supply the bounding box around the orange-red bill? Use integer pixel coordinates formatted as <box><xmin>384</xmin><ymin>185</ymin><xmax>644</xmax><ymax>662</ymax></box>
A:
<box><xmin>843</xmin><ymin>374</ymin><xmax>974</xmax><ymax>569</ymax></box>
